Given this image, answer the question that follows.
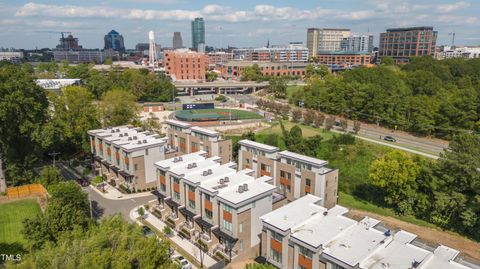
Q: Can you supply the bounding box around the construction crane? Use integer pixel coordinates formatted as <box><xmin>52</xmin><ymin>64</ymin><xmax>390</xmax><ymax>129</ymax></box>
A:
<box><xmin>37</xmin><ymin>31</ymin><xmax>72</xmax><ymax>39</ymax></box>
<box><xmin>448</xmin><ymin>32</ymin><xmax>456</xmax><ymax>47</ymax></box>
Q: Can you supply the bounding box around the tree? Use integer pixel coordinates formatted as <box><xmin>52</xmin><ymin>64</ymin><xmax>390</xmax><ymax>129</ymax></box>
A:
<box><xmin>0</xmin><ymin>64</ymin><xmax>49</xmax><ymax>184</ymax></box>
<box><xmin>99</xmin><ymin>89</ymin><xmax>139</xmax><ymax>127</ymax></box>
<box><xmin>48</xmin><ymin>86</ymin><xmax>100</xmax><ymax>153</ymax></box>
<box><xmin>37</xmin><ymin>166</ymin><xmax>62</xmax><ymax>190</ymax></box>
<box><xmin>104</xmin><ymin>58</ymin><xmax>113</xmax><ymax>65</ymax></box>
<box><xmin>353</xmin><ymin>121</ymin><xmax>361</xmax><ymax>134</ymax></box>
<box><xmin>303</xmin><ymin>109</ymin><xmax>315</xmax><ymax>126</ymax></box>
<box><xmin>369</xmin><ymin>150</ymin><xmax>422</xmax><ymax>214</ymax></box>
<box><xmin>264</xmin><ymin>134</ymin><xmax>279</xmax><ymax>147</ymax></box>
<box><xmin>267</xmin><ymin>77</ymin><xmax>287</xmax><ymax>98</ymax></box>
<box><xmin>23</xmin><ymin>181</ymin><xmax>92</xmax><ymax>249</ymax></box>
<box><xmin>289</xmin><ymin>125</ymin><xmax>303</xmax><ymax>143</ymax></box>
<box><xmin>312</xmin><ymin>112</ymin><xmax>325</xmax><ymax>128</ymax></box>
<box><xmin>291</xmin><ymin>109</ymin><xmax>302</xmax><ymax>122</ymax></box>
<box><xmin>241</xmin><ymin>64</ymin><xmax>262</xmax><ymax>81</ymax></box>
<box><xmin>305</xmin><ymin>64</ymin><xmax>329</xmax><ymax>79</ymax></box>
<box><xmin>381</xmin><ymin>56</ymin><xmax>395</xmax><ymax>66</ymax></box>
<box><xmin>325</xmin><ymin>116</ymin><xmax>335</xmax><ymax>131</ymax></box>
<box><xmin>340</xmin><ymin>119</ymin><xmax>348</xmax><ymax>132</ymax></box>
<box><xmin>206</xmin><ymin>71</ymin><xmax>218</xmax><ymax>82</ymax></box>
<box><xmin>137</xmin><ymin>207</ymin><xmax>145</xmax><ymax>219</ymax></box>
<box><xmin>11</xmin><ymin>215</ymin><xmax>177</xmax><ymax>269</ymax></box>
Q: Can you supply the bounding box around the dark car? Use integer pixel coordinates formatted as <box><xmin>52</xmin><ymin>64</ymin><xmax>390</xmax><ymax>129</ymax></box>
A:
<box><xmin>142</xmin><ymin>226</ymin><xmax>155</xmax><ymax>238</ymax></box>
<box><xmin>383</xmin><ymin>135</ymin><xmax>396</xmax><ymax>142</ymax></box>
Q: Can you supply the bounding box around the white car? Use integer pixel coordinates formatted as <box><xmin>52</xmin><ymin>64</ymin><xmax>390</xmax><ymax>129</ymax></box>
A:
<box><xmin>173</xmin><ymin>255</ymin><xmax>192</xmax><ymax>269</ymax></box>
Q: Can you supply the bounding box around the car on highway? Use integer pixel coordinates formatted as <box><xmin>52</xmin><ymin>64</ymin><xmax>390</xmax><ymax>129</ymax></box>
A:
<box><xmin>173</xmin><ymin>255</ymin><xmax>192</xmax><ymax>269</ymax></box>
<box><xmin>383</xmin><ymin>135</ymin><xmax>397</xmax><ymax>142</ymax></box>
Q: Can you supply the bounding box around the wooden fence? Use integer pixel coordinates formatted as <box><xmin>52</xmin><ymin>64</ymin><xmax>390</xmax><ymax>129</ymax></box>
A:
<box><xmin>4</xmin><ymin>183</ymin><xmax>48</xmax><ymax>200</ymax></box>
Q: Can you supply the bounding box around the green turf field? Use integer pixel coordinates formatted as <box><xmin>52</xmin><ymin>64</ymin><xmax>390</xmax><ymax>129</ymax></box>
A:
<box><xmin>175</xmin><ymin>108</ymin><xmax>264</xmax><ymax>121</ymax></box>
<box><xmin>0</xmin><ymin>199</ymin><xmax>41</xmax><ymax>245</ymax></box>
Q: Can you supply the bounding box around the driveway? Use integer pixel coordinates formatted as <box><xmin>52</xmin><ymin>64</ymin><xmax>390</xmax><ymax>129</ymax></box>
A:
<box><xmin>84</xmin><ymin>186</ymin><xmax>156</xmax><ymax>221</ymax></box>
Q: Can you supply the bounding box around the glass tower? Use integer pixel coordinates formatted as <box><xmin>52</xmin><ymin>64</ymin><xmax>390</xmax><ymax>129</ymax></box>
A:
<box><xmin>191</xmin><ymin>18</ymin><xmax>205</xmax><ymax>51</ymax></box>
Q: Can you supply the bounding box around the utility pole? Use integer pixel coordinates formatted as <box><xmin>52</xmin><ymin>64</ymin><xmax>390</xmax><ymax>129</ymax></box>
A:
<box><xmin>48</xmin><ymin>151</ymin><xmax>60</xmax><ymax>167</ymax></box>
<box><xmin>0</xmin><ymin>156</ymin><xmax>6</xmax><ymax>193</ymax></box>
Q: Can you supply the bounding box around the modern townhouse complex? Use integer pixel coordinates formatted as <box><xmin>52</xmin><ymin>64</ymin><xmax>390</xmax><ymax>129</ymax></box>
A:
<box><xmin>88</xmin><ymin>126</ymin><xmax>174</xmax><ymax>191</ymax></box>
<box><xmin>232</xmin><ymin>45</ymin><xmax>309</xmax><ymax>62</ymax></box>
<box><xmin>153</xmin><ymin>151</ymin><xmax>282</xmax><ymax>261</ymax></box>
<box><xmin>260</xmin><ymin>195</ymin><xmax>474</xmax><ymax>269</ymax></box>
<box><xmin>238</xmin><ymin>140</ymin><xmax>338</xmax><ymax>208</ymax></box>
<box><xmin>165</xmin><ymin>119</ymin><xmax>232</xmax><ymax>164</ymax></box>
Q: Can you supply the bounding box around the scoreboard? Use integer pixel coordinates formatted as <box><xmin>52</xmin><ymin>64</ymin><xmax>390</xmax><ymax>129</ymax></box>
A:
<box><xmin>182</xmin><ymin>103</ymin><xmax>215</xmax><ymax>110</ymax></box>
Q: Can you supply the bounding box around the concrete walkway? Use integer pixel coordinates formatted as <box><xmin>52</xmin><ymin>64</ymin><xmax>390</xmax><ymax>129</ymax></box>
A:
<box><xmin>129</xmin><ymin>206</ymin><xmax>218</xmax><ymax>268</ymax></box>
<box><xmin>89</xmin><ymin>184</ymin><xmax>156</xmax><ymax>200</ymax></box>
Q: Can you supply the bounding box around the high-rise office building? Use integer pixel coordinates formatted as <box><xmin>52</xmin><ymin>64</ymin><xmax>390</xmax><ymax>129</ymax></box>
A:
<box><xmin>306</xmin><ymin>28</ymin><xmax>320</xmax><ymax>58</ymax></box>
<box><xmin>340</xmin><ymin>34</ymin><xmax>374</xmax><ymax>53</ymax></box>
<box><xmin>173</xmin><ymin>32</ymin><xmax>183</xmax><ymax>49</ymax></box>
<box><xmin>191</xmin><ymin>18</ymin><xmax>205</xmax><ymax>51</ymax></box>
<box><xmin>306</xmin><ymin>28</ymin><xmax>350</xmax><ymax>56</ymax></box>
<box><xmin>378</xmin><ymin>26</ymin><xmax>437</xmax><ymax>63</ymax></box>
<box><xmin>318</xmin><ymin>28</ymin><xmax>351</xmax><ymax>51</ymax></box>
<box><xmin>104</xmin><ymin>30</ymin><xmax>125</xmax><ymax>52</ymax></box>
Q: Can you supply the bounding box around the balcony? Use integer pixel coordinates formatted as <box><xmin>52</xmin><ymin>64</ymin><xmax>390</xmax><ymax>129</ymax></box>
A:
<box><xmin>213</xmin><ymin>244</ymin><xmax>238</xmax><ymax>261</ymax></box>
<box><xmin>199</xmin><ymin>232</ymin><xmax>212</xmax><ymax>243</ymax></box>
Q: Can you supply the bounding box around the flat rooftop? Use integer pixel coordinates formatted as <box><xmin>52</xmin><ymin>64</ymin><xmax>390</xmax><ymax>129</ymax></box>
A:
<box><xmin>419</xmin><ymin>246</ymin><xmax>471</xmax><ymax>269</ymax></box>
<box><xmin>122</xmin><ymin>137</ymin><xmax>166</xmax><ymax>151</ymax></box>
<box><xmin>183</xmin><ymin>162</ymin><xmax>237</xmax><ymax>185</ymax></box>
<box><xmin>217</xmin><ymin>176</ymin><xmax>276</xmax><ymax>206</ymax></box>
<box><xmin>239</xmin><ymin>139</ymin><xmax>279</xmax><ymax>153</ymax></box>
<box><xmin>168</xmin><ymin>156</ymin><xmax>222</xmax><ymax>177</ymax></box>
<box><xmin>191</xmin><ymin>126</ymin><xmax>219</xmax><ymax>137</ymax></box>
<box><xmin>322</xmin><ymin>217</ymin><xmax>388</xmax><ymax>267</ymax></box>
<box><xmin>88</xmin><ymin>126</ymin><xmax>136</xmax><ymax>137</ymax></box>
<box><xmin>199</xmin><ymin>169</ymin><xmax>255</xmax><ymax>195</ymax></box>
<box><xmin>360</xmin><ymin>230</ymin><xmax>431</xmax><ymax>269</ymax></box>
<box><xmin>278</xmin><ymin>150</ymin><xmax>328</xmax><ymax>167</ymax></box>
<box><xmin>290</xmin><ymin>205</ymin><xmax>355</xmax><ymax>249</ymax></box>
<box><xmin>166</xmin><ymin>119</ymin><xmax>192</xmax><ymax>129</ymax></box>
<box><xmin>154</xmin><ymin>151</ymin><xmax>206</xmax><ymax>170</ymax></box>
<box><xmin>261</xmin><ymin>194</ymin><xmax>324</xmax><ymax>232</ymax></box>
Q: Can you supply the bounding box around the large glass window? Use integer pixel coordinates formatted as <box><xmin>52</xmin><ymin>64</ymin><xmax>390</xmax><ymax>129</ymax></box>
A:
<box><xmin>270</xmin><ymin>248</ymin><xmax>282</xmax><ymax>263</ymax></box>
<box><xmin>205</xmin><ymin>209</ymin><xmax>213</xmax><ymax>219</ymax></box>
<box><xmin>223</xmin><ymin>219</ymin><xmax>232</xmax><ymax>231</ymax></box>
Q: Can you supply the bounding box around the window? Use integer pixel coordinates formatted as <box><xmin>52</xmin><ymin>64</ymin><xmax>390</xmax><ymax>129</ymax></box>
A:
<box><xmin>223</xmin><ymin>219</ymin><xmax>232</xmax><ymax>231</ymax></box>
<box><xmin>134</xmin><ymin>164</ymin><xmax>138</xmax><ymax>171</ymax></box>
<box><xmin>145</xmin><ymin>148</ymin><xmax>149</xmax><ymax>155</ymax></box>
<box><xmin>286</xmin><ymin>184</ymin><xmax>291</xmax><ymax>193</ymax></box>
<box><xmin>270</xmin><ymin>248</ymin><xmax>282</xmax><ymax>263</ymax></box>
<box><xmin>239</xmin><ymin>223</ymin><xmax>243</xmax><ymax>233</ymax></box>
<box><xmin>271</xmin><ymin>230</ymin><xmax>282</xmax><ymax>242</ymax></box>
<box><xmin>205</xmin><ymin>193</ymin><xmax>211</xmax><ymax>201</ymax></box>
<box><xmin>173</xmin><ymin>177</ymin><xmax>180</xmax><ymax>184</ymax></box>
<box><xmin>205</xmin><ymin>209</ymin><xmax>213</xmax><ymax>219</ymax></box>
<box><xmin>223</xmin><ymin>204</ymin><xmax>233</xmax><ymax>213</ymax></box>
<box><xmin>188</xmin><ymin>200</ymin><xmax>195</xmax><ymax>209</ymax></box>
<box><xmin>188</xmin><ymin>185</ymin><xmax>195</xmax><ymax>192</ymax></box>
<box><xmin>305</xmin><ymin>178</ymin><xmax>311</xmax><ymax>187</ymax></box>
<box><xmin>160</xmin><ymin>183</ymin><xmax>166</xmax><ymax>192</ymax></box>
<box><xmin>239</xmin><ymin>240</ymin><xmax>243</xmax><ymax>251</ymax></box>
<box><xmin>299</xmin><ymin>246</ymin><xmax>313</xmax><ymax>258</ymax></box>
<box><xmin>252</xmin><ymin>201</ymin><xmax>256</xmax><ymax>208</ymax></box>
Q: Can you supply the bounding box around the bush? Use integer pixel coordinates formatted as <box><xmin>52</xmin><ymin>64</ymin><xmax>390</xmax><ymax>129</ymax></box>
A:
<box><xmin>71</xmin><ymin>159</ymin><xmax>80</xmax><ymax>167</ymax></box>
<box><xmin>179</xmin><ymin>228</ymin><xmax>191</xmax><ymax>239</ymax></box>
<box><xmin>152</xmin><ymin>209</ymin><xmax>162</xmax><ymax>219</ymax></box>
<box><xmin>197</xmin><ymin>239</ymin><xmax>208</xmax><ymax>251</ymax></box>
<box><xmin>91</xmin><ymin>176</ymin><xmax>103</xmax><ymax>185</ymax></box>
<box><xmin>82</xmin><ymin>167</ymin><xmax>91</xmax><ymax>176</ymax></box>
<box><xmin>215</xmin><ymin>95</ymin><xmax>227</xmax><ymax>102</ymax></box>
<box><xmin>119</xmin><ymin>184</ymin><xmax>132</xmax><ymax>194</ymax></box>
<box><xmin>215</xmin><ymin>251</ymin><xmax>229</xmax><ymax>261</ymax></box>
<box><xmin>163</xmin><ymin>226</ymin><xmax>172</xmax><ymax>236</ymax></box>
<box><xmin>144</xmin><ymin>204</ymin><xmax>150</xmax><ymax>211</ymax></box>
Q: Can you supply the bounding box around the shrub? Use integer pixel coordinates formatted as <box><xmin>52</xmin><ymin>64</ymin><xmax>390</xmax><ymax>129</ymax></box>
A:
<box><xmin>71</xmin><ymin>159</ymin><xmax>80</xmax><ymax>167</ymax></box>
<box><xmin>144</xmin><ymin>204</ymin><xmax>150</xmax><ymax>211</ymax></box>
<box><xmin>197</xmin><ymin>239</ymin><xmax>208</xmax><ymax>251</ymax></box>
<box><xmin>119</xmin><ymin>184</ymin><xmax>132</xmax><ymax>194</ymax></box>
<box><xmin>163</xmin><ymin>226</ymin><xmax>172</xmax><ymax>236</ymax></box>
<box><xmin>180</xmin><ymin>228</ymin><xmax>191</xmax><ymax>239</ymax></box>
<box><xmin>215</xmin><ymin>95</ymin><xmax>227</xmax><ymax>102</ymax></box>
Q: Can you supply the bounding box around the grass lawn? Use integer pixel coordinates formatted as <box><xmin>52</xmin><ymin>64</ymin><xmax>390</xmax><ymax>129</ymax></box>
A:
<box><xmin>0</xmin><ymin>199</ymin><xmax>41</xmax><ymax>245</ymax></box>
<box><xmin>175</xmin><ymin>108</ymin><xmax>263</xmax><ymax>121</ymax></box>
<box><xmin>259</xmin><ymin>120</ymin><xmax>334</xmax><ymax>140</ymax></box>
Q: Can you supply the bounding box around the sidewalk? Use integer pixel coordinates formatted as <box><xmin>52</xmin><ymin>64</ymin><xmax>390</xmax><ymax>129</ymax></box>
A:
<box><xmin>89</xmin><ymin>184</ymin><xmax>155</xmax><ymax>200</ymax></box>
<box><xmin>129</xmin><ymin>206</ymin><xmax>218</xmax><ymax>268</ymax></box>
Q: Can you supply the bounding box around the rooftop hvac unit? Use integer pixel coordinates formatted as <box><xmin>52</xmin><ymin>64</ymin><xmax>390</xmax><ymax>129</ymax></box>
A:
<box><xmin>384</xmin><ymin>229</ymin><xmax>391</xmax><ymax>236</ymax></box>
<box><xmin>243</xmin><ymin>183</ymin><xmax>248</xmax><ymax>191</ymax></box>
<box><xmin>208</xmin><ymin>169</ymin><xmax>212</xmax><ymax>174</ymax></box>
<box><xmin>192</xmin><ymin>163</ymin><xmax>197</xmax><ymax>168</ymax></box>
<box><xmin>120</xmin><ymin>134</ymin><xmax>123</xmax><ymax>137</ymax></box>
<box><xmin>187</xmin><ymin>163</ymin><xmax>192</xmax><ymax>169</ymax></box>
<box><xmin>323</xmin><ymin>211</ymin><xmax>328</xmax><ymax>216</ymax></box>
<box><xmin>133</xmin><ymin>136</ymin><xmax>137</xmax><ymax>140</ymax></box>
<box><xmin>116</xmin><ymin>128</ymin><xmax>120</xmax><ymax>132</ymax></box>
<box><xmin>124</xmin><ymin>133</ymin><xmax>128</xmax><ymax>136</ymax></box>
<box><xmin>143</xmin><ymin>139</ymin><xmax>147</xmax><ymax>143</ymax></box>
<box><xmin>219</xmin><ymin>178</ymin><xmax>224</xmax><ymax>184</ymax></box>
<box><xmin>173</xmin><ymin>157</ymin><xmax>179</xmax><ymax>163</ymax></box>
<box><xmin>111</xmin><ymin>130</ymin><xmax>115</xmax><ymax>133</ymax></box>
<box><xmin>202</xmin><ymin>171</ymin><xmax>208</xmax><ymax>176</ymax></box>
<box><xmin>128</xmin><ymin>137</ymin><xmax>132</xmax><ymax>141</ymax></box>
<box><xmin>238</xmin><ymin>185</ymin><xmax>244</xmax><ymax>193</ymax></box>
<box><xmin>178</xmin><ymin>156</ymin><xmax>183</xmax><ymax>161</ymax></box>
<box><xmin>224</xmin><ymin>177</ymin><xmax>229</xmax><ymax>183</ymax></box>
<box><xmin>137</xmin><ymin>141</ymin><xmax>142</xmax><ymax>144</ymax></box>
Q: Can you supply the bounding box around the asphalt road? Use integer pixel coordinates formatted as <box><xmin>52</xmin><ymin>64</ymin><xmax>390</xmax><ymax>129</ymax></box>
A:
<box><xmin>227</xmin><ymin>94</ymin><xmax>448</xmax><ymax>157</ymax></box>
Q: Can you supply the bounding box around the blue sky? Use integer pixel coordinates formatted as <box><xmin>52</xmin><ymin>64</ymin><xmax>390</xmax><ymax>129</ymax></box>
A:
<box><xmin>1</xmin><ymin>0</ymin><xmax>479</xmax><ymax>49</ymax></box>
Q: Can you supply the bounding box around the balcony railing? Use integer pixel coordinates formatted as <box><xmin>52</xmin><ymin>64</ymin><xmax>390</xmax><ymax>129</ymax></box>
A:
<box><xmin>200</xmin><ymin>232</ymin><xmax>211</xmax><ymax>242</ymax></box>
<box><xmin>180</xmin><ymin>221</ymin><xmax>194</xmax><ymax>230</ymax></box>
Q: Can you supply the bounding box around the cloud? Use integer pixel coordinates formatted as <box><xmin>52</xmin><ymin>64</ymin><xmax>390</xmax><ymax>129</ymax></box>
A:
<box><xmin>435</xmin><ymin>1</ymin><xmax>470</xmax><ymax>13</ymax></box>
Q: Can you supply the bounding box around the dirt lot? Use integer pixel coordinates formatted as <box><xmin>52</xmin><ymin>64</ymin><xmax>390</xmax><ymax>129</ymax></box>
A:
<box><xmin>347</xmin><ymin>209</ymin><xmax>480</xmax><ymax>260</ymax></box>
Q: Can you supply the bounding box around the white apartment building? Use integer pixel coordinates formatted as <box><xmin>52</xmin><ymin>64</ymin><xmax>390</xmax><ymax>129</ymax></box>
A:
<box><xmin>261</xmin><ymin>195</ymin><xmax>475</xmax><ymax>269</ymax></box>
<box><xmin>238</xmin><ymin>140</ymin><xmax>338</xmax><ymax>208</ymax></box>
<box><xmin>437</xmin><ymin>46</ymin><xmax>480</xmax><ymax>59</ymax></box>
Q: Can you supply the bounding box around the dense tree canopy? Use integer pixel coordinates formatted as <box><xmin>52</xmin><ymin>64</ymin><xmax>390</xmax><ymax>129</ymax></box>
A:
<box><xmin>291</xmin><ymin>57</ymin><xmax>480</xmax><ymax>138</ymax></box>
<box><xmin>11</xmin><ymin>215</ymin><xmax>177</xmax><ymax>269</ymax></box>
<box><xmin>98</xmin><ymin>89</ymin><xmax>139</xmax><ymax>127</ymax></box>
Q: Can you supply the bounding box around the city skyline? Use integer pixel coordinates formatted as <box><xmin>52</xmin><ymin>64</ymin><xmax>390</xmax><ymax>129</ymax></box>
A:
<box><xmin>0</xmin><ymin>0</ymin><xmax>479</xmax><ymax>49</ymax></box>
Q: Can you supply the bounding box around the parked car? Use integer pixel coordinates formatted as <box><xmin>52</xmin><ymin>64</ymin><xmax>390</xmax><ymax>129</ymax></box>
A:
<box><xmin>383</xmin><ymin>135</ymin><xmax>397</xmax><ymax>142</ymax></box>
<box><xmin>173</xmin><ymin>255</ymin><xmax>192</xmax><ymax>269</ymax></box>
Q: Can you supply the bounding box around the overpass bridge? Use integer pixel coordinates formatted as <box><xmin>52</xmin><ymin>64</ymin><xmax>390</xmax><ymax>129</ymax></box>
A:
<box><xmin>173</xmin><ymin>80</ymin><xmax>305</xmax><ymax>96</ymax></box>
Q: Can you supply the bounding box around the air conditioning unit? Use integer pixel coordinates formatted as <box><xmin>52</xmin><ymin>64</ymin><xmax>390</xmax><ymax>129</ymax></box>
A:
<box><xmin>133</xmin><ymin>136</ymin><xmax>137</xmax><ymax>140</ymax></box>
<box><xmin>178</xmin><ymin>156</ymin><xmax>183</xmax><ymax>161</ymax></box>
<box><xmin>192</xmin><ymin>163</ymin><xmax>197</xmax><ymax>168</ymax></box>
<box><xmin>124</xmin><ymin>133</ymin><xmax>128</xmax><ymax>136</ymax></box>
<box><xmin>238</xmin><ymin>185</ymin><xmax>244</xmax><ymax>193</ymax></box>
<box><xmin>202</xmin><ymin>171</ymin><xmax>208</xmax><ymax>176</ymax></box>
<box><xmin>224</xmin><ymin>177</ymin><xmax>229</xmax><ymax>183</ymax></box>
<box><xmin>243</xmin><ymin>183</ymin><xmax>248</xmax><ymax>191</ymax></box>
<box><xmin>128</xmin><ymin>137</ymin><xmax>132</xmax><ymax>141</ymax></box>
<box><xmin>208</xmin><ymin>169</ymin><xmax>212</xmax><ymax>175</ymax></box>
<box><xmin>219</xmin><ymin>178</ymin><xmax>224</xmax><ymax>184</ymax></box>
<box><xmin>143</xmin><ymin>139</ymin><xmax>147</xmax><ymax>143</ymax></box>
